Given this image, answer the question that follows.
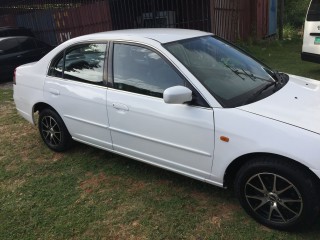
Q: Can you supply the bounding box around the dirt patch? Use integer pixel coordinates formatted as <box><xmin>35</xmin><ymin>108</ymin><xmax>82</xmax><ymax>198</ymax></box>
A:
<box><xmin>0</xmin><ymin>178</ymin><xmax>25</xmax><ymax>192</ymax></box>
<box><xmin>190</xmin><ymin>190</ymin><xmax>211</xmax><ymax>204</ymax></box>
<box><xmin>82</xmin><ymin>202</ymin><xmax>148</xmax><ymax>240</ymax></box>
<box><xmin>79</xmin><ymin>172</ymin><xmax>108</xmax><ymax>195</ymax></box>
<box><xmin>127</xmin><ymin>180</ymin><xmax>147</xmax><ymax>193</ymax></box>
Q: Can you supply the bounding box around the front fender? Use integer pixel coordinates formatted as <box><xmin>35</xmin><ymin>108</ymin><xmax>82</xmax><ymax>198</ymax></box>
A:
<box><xmin>210</xmin><ymin>108</ymin><xmax>320</xmax><ymax>184</ymax></box>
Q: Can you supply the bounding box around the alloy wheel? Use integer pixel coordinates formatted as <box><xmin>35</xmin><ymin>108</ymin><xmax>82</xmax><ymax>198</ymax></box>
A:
<box><xmin>244</xmin><ymin>173</ymin><xmax>303</xmax><ymax>224</ymax></box>
<box><xmin>41</xmin><ymin>116</ymin><xmax>62</xmax><ymax>147</ymax></box>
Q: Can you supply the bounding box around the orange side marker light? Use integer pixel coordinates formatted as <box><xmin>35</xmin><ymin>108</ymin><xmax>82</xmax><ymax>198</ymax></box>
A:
<box><xmin>220</xmin><ymin>136</ymin><xmax>230</xmax><ymax>142</ymax></box>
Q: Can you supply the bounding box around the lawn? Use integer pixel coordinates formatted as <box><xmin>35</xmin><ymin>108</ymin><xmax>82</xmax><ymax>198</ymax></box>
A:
<box><xmin>1</xmin><ymin>39</ymin><xmax>320</xmax><ymax>239</ymax></box>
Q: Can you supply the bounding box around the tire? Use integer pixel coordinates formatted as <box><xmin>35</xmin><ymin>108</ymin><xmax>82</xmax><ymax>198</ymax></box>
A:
<box><xmin>234</xmin><ymin>157</ymin><xmax>320</xmax><ymax>231</ymax></box>
<box><xmin>38</xmin><ymin>108</ymin><xmax>73</xmax><ymax>152</ymax></box>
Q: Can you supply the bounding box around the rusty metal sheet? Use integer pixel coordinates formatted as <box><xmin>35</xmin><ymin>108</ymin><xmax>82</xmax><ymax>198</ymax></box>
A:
<box><xmin>210</xmin><ymin>0</ymin><xmax>270</xmax><ymax>41</ymax></box>
<box><xmin>0</xmin><ymin>14</ymin><xmax>17</xmax><ymax>27</ymax></box>
<box><xmin>53</xmin><ymin>1</ymin><xmax>112</xmax><ymax>44</ymax></box>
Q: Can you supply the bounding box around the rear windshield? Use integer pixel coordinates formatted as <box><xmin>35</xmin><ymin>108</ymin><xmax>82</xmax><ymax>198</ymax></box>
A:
<box><xmin>307</xmin><ymin>0</ymin><xmax>320</xmax><ymax>21</ymax></box>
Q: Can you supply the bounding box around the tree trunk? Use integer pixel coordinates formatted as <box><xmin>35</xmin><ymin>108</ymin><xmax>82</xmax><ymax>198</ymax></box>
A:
<box><xmin>279</xmin><ymin>0</ymin><xmax>284</xmax><ymax>40</ymax></box>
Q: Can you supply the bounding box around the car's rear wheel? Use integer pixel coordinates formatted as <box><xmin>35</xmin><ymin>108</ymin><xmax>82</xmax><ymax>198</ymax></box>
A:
<box><xmin>235</xmin><ymin>157</ymin><xmax>320</xmax><ymax>230</ymax></box>
<box><xmin>38</xmin><ymin>108</ymin><xmax>72</xmax><ymax>152</ymax></box>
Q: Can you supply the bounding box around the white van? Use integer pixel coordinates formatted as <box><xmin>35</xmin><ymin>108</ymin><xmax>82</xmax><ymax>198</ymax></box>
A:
<box><xmin>302</xmin><ymin>0</ymin><xmax>320</xmax><ymax>63</ymax></box>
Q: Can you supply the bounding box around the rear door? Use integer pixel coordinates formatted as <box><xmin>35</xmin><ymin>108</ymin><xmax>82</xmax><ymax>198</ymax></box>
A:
<box><xmin>44</xmin><ymin>43</ymin><xmax>113</xmax><ymax>150</ymax></box>
<box><xmin>302</xmin><ymin>0</ymin><xmax>320</xmax><ymax>62</ymax></box>
<box><xmin>106</xmin><ymin>42</ymin><xmax>215</xmax><ymax>179</ymax></box>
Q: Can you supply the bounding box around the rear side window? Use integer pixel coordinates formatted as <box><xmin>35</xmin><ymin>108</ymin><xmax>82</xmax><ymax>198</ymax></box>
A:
<box><xmin>48</xmin><ymin>43</ymin><xmax>107</xmax><ymax>86</ymax></box>
<box><xmin>0</xmin><ymin>39</ymin><xmax>21</xmax><ymax>54</ymax></box>
<box><xmin>18</xmin><ymin>38</ymin><xmax>36</xmax><ymax>50</ymax></box>
<box><xmin>307</xmin><ymin>0</ymin><xmax>320</xmax><ymax>21</ymax></box>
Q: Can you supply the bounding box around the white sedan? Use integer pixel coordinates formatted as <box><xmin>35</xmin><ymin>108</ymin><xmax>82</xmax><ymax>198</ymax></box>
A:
<box><xmin>13</xmin><ymin>29</ymin><xmax>320</xmax><ymax>230</ymax></box>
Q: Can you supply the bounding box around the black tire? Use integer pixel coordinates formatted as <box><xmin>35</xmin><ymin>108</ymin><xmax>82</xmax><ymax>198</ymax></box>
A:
<box><xmin>234</xmin><ymin>157</ymin><xmax>320</xmax><ymax>231</ymax></box>
<box><xmin>38</xmin><ymin>108</ymin><xmax>73</xmax><ymax>152</ymax></box>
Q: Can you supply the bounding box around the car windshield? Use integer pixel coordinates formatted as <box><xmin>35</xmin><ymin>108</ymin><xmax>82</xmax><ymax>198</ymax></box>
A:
<box><xmin>164</xmin><ymin>36</ymin><xmax>277</xmax><ymax>107</ymax></box>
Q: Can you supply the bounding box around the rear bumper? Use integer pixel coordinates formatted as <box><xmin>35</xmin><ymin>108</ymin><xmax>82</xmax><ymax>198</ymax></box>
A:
<box><xmin>301</xmin><ymin>52</ymin><xmax>320</xmax><ymax>64</ymax></box>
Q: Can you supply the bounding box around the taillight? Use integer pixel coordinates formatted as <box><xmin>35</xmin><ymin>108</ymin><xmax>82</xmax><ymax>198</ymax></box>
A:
<box><xmin>13</xmin><ymin>68</ymin><xmax>16</xmax><ymax>85</ymax></box>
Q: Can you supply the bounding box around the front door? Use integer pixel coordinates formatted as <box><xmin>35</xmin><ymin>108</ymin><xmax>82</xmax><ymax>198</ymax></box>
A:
<box><xmin>107</xmin><ymin>43</ymin><xmax>215</xmax><ymax>179</ymax></box>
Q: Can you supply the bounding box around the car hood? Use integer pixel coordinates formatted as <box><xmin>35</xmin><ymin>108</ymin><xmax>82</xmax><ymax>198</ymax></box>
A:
<box><xmin>237</xmin><ymin>74</ymin><xmax>320</xmax><ymax>134</ymax></box>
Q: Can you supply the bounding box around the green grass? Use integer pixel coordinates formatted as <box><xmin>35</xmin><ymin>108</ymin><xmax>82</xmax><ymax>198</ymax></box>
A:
<box><xmin>1</xmin><ymin>40</ymin><xmax>320</xmax><ymax>239</ymax></box>
<box><xmin>240</xmin><ymin>38</ymin><xmax>320</xmax><ymax>80</ymax></box>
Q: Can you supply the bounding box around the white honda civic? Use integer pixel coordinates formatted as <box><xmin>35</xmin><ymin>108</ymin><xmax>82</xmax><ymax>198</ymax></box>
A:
<box><xmin>13</xmin><ymin>29</ymin><xmax>320</xmax><ymax>230</ymax></box>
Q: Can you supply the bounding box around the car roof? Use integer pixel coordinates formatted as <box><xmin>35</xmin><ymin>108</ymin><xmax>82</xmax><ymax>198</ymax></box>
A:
<box><xmin>0</xmin><ymin>26</ymin><xmax>28</xmax><ymax>30</ymax></box>
<box><xmin>0</xmin><ymin>36</ymin><xmax>32</xmax><ymax>41</ymax></box>
<box><xmin>76</xmin><ymin>28</ymin><xmax>213</xmax><ymax>44</ymax></box>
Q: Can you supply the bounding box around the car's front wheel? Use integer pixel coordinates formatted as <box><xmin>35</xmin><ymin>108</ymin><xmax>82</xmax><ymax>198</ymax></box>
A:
<box><xmin>235</xmin><ymin>157</ymin><xmax>319</xmax><ymax>230</ymax></box>
<box><xmin>38</xmin><ymin>108</ymin><xmax>73</xmax><ymax>152</ymax></box>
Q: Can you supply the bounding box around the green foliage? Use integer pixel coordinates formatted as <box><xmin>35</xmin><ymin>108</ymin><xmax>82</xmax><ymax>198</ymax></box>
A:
<box><xmin>283</xmin><ymin>24</ymin><xmax>300</xmax><ymax>39</ymax></box>
<box><xmin>284</xmin><ymin>0</ymin><xmax>310</xmax><ymax>27</ymax></box>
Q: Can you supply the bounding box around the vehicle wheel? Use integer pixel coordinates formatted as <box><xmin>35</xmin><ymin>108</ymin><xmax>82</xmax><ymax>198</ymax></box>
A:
<box><xmin>38</xmin><ymin>108</ymin><xmax>73</xmax><ymax>152</ymax></box>
<box><xmin>235</xmin><ymin>157</ymin><xmax>320</xmax><ymax>230</ymax></box>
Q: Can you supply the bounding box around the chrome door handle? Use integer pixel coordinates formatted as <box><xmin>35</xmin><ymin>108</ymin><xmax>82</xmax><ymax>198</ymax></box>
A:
<box><xmin>49</xmin><ymin>88</ymin><xmax>60</xmax><ymax>96</ymax></box>
<box><xmin>112</xmin><ymin>103</ymin><xmax>129</xmax><ymax>111</ymax></box>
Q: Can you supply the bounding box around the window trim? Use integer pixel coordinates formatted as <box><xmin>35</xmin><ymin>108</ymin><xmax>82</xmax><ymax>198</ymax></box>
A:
<box><xmin>109</xmin><ymin>41</ymin><xmax>210</xmax><ymax>108</ymax></box>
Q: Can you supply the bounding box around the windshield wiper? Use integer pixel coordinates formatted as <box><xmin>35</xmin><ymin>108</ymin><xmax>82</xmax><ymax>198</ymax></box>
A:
<box><xmin>244</xmin><ymin>81</ymin><xmax>277</xmax><ymax>105</ymax></box>
<box><xmin>222</xmin><ymin>62</ymin><xmax>245</xmax><ymax>80</ymax></box>
<box><xmin>273</xmin><ymin>70</ymin><xmax>289</xmax><ymax>85</ymax></box>
<box><xmin>222</xmin><ymin>62</ymin><xmax>273</xmax><ymax>83</ymax></box>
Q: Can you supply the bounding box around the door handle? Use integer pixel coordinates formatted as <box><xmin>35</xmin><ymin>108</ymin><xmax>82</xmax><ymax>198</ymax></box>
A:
<box><xmin>112</xmin><ymin>103</ymin><xmax>129</xmax><ymax>111</ymax></box>
<box><xmin>16</xmin><ymin>55</ymin><xmax>22</xmax><ymax>58</ymax></box>
<box><xmin>49</xmin><ymin>88</ymin><xmax>60</xmax><ymax>96</ymax></box>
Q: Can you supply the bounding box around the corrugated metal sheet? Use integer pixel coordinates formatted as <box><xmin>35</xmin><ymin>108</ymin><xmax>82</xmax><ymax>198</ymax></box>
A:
<box><xmin>268</xmin><ymin>0</ymin><xmax>277</xmax><ymax>36</ymax></box>
<box><xmin>0</xmin><ymin>0</ymin><xmax>277</xmax><ymax>43</ymax></box>
<box><xmin>110</xmin><ymin>0</ymin><xmax>210</xmax><ymax>32</ymax></box>
<box><xmin>0</xmin><ymin>14</ymin><xmax>17</xmax><ymax>27</ymax></box>
<box><xmin>210</xmin><ymin>0</ymin><xmax>271</xmax><ymax>41</ymax></box>
<box><xmin>53</xmin><ymin>1</ymin><xmax>112</xmax><ymax>44</ymax></box>
<box><xmin>16</xmin><ymin>10</ymin><xmax>57</xmax><ymax>45</ymax></box>
<box><xmin>255</xmin><ymin>0</ymin><xmax>269</xmax><ymax>39</ymax></box>
<box><xmin>210</xmin><ymin>0</ymin><xmax>253</xmax><ymax>41</ymax></box>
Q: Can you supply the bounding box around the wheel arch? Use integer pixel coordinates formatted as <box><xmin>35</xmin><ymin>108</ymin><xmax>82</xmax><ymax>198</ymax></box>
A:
<box><xmin>32</xmin><ymin>102</ymin><xmax>58</xmax><ymax>125</ymax></box>
<box><xmin>223</xmin><ymin>152</ymin><xmax>320</xmax><ymax>188</ymax></box>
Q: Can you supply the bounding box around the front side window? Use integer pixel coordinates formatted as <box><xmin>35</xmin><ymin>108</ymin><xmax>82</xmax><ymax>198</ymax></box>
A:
<box><xmin>48</xmin><ymin>43</ymin><xmax>107</xmax><ymax>85</ymax></box>
<box><xmin>165</xmin><ymin>36</ymin><xmax>279</xmax><ymax>107</ymax></box>
<box><xmin>307</xmin><ymin>0</ymin><xmax>320</xmax><ymax>21</ymax></box>
<box><xmin>113</xmin><ymin>43</ymin><xmax>185</xmax><ymax>98</ymax></box>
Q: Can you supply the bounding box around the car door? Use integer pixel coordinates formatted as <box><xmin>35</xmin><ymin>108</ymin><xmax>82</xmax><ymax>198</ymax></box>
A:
<box><xmin>44</xmin><ymin>43</ymin><xmax>113</xmax><ymax>150</ymax></box>
<box><xmin>107</xmin><ymin>43</ymin><xmax>215</xmax><ymax>179</ymax></box>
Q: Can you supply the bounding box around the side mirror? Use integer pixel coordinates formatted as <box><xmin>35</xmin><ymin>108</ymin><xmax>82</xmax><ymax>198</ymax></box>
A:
<box><xmin>163</xmin><ymin>86</ymin><xmax>192</xmax><ymax>104</ymax></box>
